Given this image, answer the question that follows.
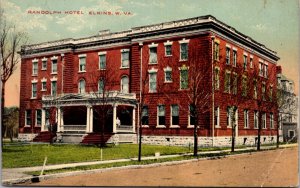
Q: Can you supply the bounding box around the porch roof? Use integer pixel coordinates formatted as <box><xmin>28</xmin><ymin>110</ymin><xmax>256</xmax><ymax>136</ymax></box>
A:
<box><xmin>42</xmin><ymin>91</ymin><xmax>137</xmax><ymax>108</ymax></box>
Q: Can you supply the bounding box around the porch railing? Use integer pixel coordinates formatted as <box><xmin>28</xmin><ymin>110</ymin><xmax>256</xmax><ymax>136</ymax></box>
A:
<box><xmin>63</xmin><ymin>125</ymin><xmax>86</xmax><ymax>134</ymax></box>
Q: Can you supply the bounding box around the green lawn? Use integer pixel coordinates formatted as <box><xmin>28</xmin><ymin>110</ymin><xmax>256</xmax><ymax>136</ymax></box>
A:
<box><xmin>2</xmin><ymin>143</ymin><xmax>190</xmax><ymax>168</ymax></box>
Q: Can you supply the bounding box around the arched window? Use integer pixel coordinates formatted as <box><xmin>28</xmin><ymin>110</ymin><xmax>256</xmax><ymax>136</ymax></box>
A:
<box><xmin>98</xmin><ymin>78</ymin><xmax>104</xmax><ymax>93</ymax></box>
<box><xmin>78</xmin><ymin>79</ymin><xmax>86</xmax><ymax>94</ymax></box>
<box><xmin>121</xmin><ymin>76</ymin><xmax>129</xmax><ymax>93</ymax></box>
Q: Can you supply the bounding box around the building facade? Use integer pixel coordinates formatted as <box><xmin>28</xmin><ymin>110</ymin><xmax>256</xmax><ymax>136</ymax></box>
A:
<box><xmin>19</xmin><ymin>15</ymin><xmax>280</xmax><ymax>146</ymax></box>
<box><xmin>276</xmin><ymin>67</ymin><xmax>298</xmax><ymax>142</ymax></box>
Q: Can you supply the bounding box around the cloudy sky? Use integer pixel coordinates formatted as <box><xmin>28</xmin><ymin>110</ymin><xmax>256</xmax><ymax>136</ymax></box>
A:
<box><xmin>2</xmin><ymin>0</ymin><xmax>299</xmax><ymax>107</ymax></box>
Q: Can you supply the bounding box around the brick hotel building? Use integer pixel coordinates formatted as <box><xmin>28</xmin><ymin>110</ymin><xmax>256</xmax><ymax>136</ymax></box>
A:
<box><xmin>18</xmin><ymin>15</ymin><xmax>280</xmax><ymax>146</ymax></box>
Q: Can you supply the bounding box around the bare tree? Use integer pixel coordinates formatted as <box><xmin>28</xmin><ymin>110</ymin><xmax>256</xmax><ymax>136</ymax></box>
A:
<box><xmin>3</xmin><ymin>107</ymin><xmax>19</xmax><ymax>142</ymax></box>
<box><xmin>0</xmin><ymin>9</ymin><xmax>27</xmax><ymax>146</ymax></box>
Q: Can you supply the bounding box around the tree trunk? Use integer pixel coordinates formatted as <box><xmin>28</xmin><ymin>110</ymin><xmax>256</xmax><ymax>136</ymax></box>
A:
<box><xmin>231</xmin><ymin>125</ymin><xmax>235</xmax><ymax>152</ymax></box>
<box><xmin>193</xmin><ymin>124</ymin><xmax>198</xmax><ymax>157</ymax></box>
<box><xmin>257</xmin><ymin>120</ymin><xmax>261</xmax><ymax>151</ymax></box>
<box><xmin>276</xmin><ymin>114</ymin><xmax>281</xmax><ymax>149</ymax></box>
<box><xmin>1</xmin><ymin>81</ymin><xmax>6</xmax><ymax>148</ymax></box>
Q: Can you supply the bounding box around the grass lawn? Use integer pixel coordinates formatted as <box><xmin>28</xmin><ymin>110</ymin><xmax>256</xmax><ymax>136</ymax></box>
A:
<box><xmin>2</xmin><ymin>143</ymin><xmax>190</xmax><ymax>168</ymax></box>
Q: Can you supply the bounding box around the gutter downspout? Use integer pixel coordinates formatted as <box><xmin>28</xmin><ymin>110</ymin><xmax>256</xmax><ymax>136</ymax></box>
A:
<box><xmin>211</xmin><ymin>35</ymin><xmax>215</xmax><ymax>147</ymax></box>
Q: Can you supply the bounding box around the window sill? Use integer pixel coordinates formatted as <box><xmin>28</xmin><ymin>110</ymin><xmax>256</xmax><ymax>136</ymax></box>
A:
<box><xmin>149</xmin><ymin>62</ymin><xmax>158</xmax><ymax>65</ymax></box>
<box><xmin>170</xmin><ymin>125</ymin><xmax>180</xmax><ymax>128</ymax></box>
<box><xmin>149</xmin><ymin>91</ymin><xmax>157</xmax><ymax>93</ymax></box>
<box><xmin>165</xmin><ymin>55</ymin><xmax>172</xmax><ymax>57</ymax></box>
<box><xmin>142</xmin><ymin>125</ymin><xmax>149</xmax><ymax>128</ymax></box>
<box><xmin>215</xmin><ymin>125</ymin><xmax>221</xmax><ymax>128</ymax></box>
<box><xmin>51</xmin><ymin>72</ymin><xmax>57</xmax><ymax>75</ymax></box>
<box><xmin>35</xmin><ymin>125</ymin><xmax>41</xmax><ymax>127</ymax></box>
<box><xmin>32</xmin><ymin>74</ymin><xmax>38</xmax><ymax>77</ymax></box>
<box><xmin>187</xmin><ymin>125</ymin><xmax>194</xmax><ymax>128</ymax></box>
<box><xmin>179</xmin><ymin>59</ymin><xmax>188</xmax><ymax>62</ymax></box>
<box><xmin>164</xmin><ymin>81</ymin><xmax>173</xmax><ymax>83</ymax></box>
<box><xmin>120</xmin><ymin>67</ymin><xmax>129</xmax><ymax>69</ymax></box>
<box><xmin>78</xmin><ymin>71</ymin><xmax>86</xmax><ymax>73</ymax></box>
<box><xmin>156</xmin><ymin>125</ymin><xmax>166</xmax><ymax>128</ymax></box>
<box><xmin>31</xmin><ymin>97</ymin><xmax>37</xmax><ymax>100</ymax></box>
<box><xmin>24</xmin><ymin>125</ymin><xmax>31</xmax><ymax>127</ymax></box>
<box><xmin>41</xmin><ymin>69</ymin><xmax>47</xmax><ymax>71</ymax></box>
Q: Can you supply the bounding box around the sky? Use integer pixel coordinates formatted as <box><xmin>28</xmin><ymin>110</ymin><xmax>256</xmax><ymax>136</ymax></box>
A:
<box><xmin>2</xmin><ymin>0</ymin><xmax>299</xmax><ymax>107</ymax></box>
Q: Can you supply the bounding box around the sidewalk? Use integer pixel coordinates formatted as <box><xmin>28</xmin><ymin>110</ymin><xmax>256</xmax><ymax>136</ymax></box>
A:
<box><xmin>2</xmin><ymin>143</ymin><xmax>297</xmax><ymax>185</ymax></box>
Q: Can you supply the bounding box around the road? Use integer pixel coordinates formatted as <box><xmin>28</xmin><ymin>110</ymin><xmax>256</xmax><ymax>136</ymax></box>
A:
<box><xmin>30</xmin><ymin>147</ymin><xmax>298</xmax><ymax>187</ymax></box>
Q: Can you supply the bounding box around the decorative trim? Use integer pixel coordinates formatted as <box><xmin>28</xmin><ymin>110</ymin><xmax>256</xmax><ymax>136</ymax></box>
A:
<box><xmin>31</xmin><ymin>79</ymin><xmax>38</xmax><ymax>83</ymax></box>
<box><xmin>78</xmin><ymin>54</ymin><xmax>87</xmax><ymax>58</ymax></box>
<box><xmin>163</xmin><ymin>66</ymin><xmax>172</xmax><ymax>72</ymax></box>
<box><xmin>120</xmin><ymin>49</ymin><xmax>130</xmax><ymax>52</ymax></box>
<box><xmin>42</xmin><ymin>57</ymin><xmax>47</xmax><ymax>61</ymax></box>
<box><xmin>50</xmin><ymin>76</ymin><xmax>57</xmax><ymax>81</ymax></box>
<box><xmin>226</xmin><ymin>44</ymin><xmax>231</xmax><ymax>48</ymax></box>
<box><xmin>250</xmin><ymin>55</ymin><xmax>254</xmax><ymax>58</ymax></box>
<box><xmin>164</xmin><ymin>40</ymin><xmax>173</xmax><ymax>46</ymax></box>
<box><xmin>32</xmin><ymin>58</ymin><xmax>38</xmax><ymax>62</ymax></box>
<box><xmin>98</xmin><ymin>51</ymin><xmax>107</xmax><ymax>55</ymax></box>
<box><xmin>148</xmin><ymin>42</ymin><xmax>158</xmax><ymax>48</ymax></box>
<box><xmin>179</xmin><ymin>38</ymin><xmax>190</xmax><ymax>44</ymax></box>
<box><xmin>243</xmin><ymin>51</ymin><xmax>248</xmax><ymax>56</ymax></box>
<box><xmin>51</xmin><ymin>56</ymin><xmax>58</xmax><ymax>60</ymax></box>
<box><xmin>232</xmin><ymin>47</ymin><xmax>237</xmax><ymax>51</ymax></box>
<box><xmin>148</xmin><ymin>67</ymin><xmax>158</xmax><ymax>73</ymax></box>
<box><xmin>41</xmin><ymin>77</ymin><xmax>47</xmax><ymax>82</ymax></box>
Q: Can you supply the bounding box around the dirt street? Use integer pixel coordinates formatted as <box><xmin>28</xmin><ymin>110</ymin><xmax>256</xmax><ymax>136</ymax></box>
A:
<box><xmin>32</xmin><ymin>147</ymin><xmax>298</xmax><ymax>187</ymax></box>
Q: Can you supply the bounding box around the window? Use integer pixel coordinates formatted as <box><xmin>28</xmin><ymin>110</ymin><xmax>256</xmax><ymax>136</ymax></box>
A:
<box><xmin>32</xmin><ymin>61</ymin><xmax>38</xmax><ymax>75</ymax></box>
<box><xmin>157</xmin><ymin>105</ymin><xmax>165</xmax><ymax>126</ymax></box>
<box><xmin>51</xmin><ymin>81</ymin><xmax>57</xmax><ymax>96</ymax></box>
<box><xmin>264</xmin><ymin>64</ymin><xmax>268</xmax><ymax>78</ymax></box>
<box><xmin>288</xmin><ymin>130</ymin><xmax>295</xmax><ymax>138</ymax></box>
<box><xmin>233</xmin><ymin>50</ymin><xmax>237</xmax><ymax>66</ymax></box>
<box><xmin>214</xmin><ymin>107</ymin><xmax>220</xmax><ymax>127</ymax></box>
<box><xmin>78</xmin><ymin>79</ymin><xmax>86</xmax><ymax>94</ymax></box>
<box><xmin>189</xmin><ymin>105</ymin><xmax>195</xmax><ymax>126</ymax></box>
<box><xmin>215</xmin><ymin>68</ymin><xmax>220</xmax><ymax>90</ymax></box>
<box><xmin>171</xmin><ymin>105</ymin><xmax>179</xmax><ymax>126</ymax></box>
<box><xmin>25</xmin><ymin>110</ymin><xmax>31</xmax><ymax>126</ymax></box>
<box><xmin>242</xmin><ymin>76</ymin><xmax>248</xmax><ymax>96</ymax></box>
<box><xmin>32</xmin><ymin>82</ymin><xmax>37</xmax><ymax>98</ymax></box>
<box><xmin>51</xmin><ymin>59</ymin><xmax>57</xmax><ymax>73</ymax></box>
<box><xmin>253</xmin><ymin>80</ymin><xmax>257</xmax><ymax>99</ymax></box>
<box><xmin>262</xmin><ymin>113</ymin><xmax>266</xmax><ymax>129</ymax></box>
<box><xmin>142</xmin><ymin>106</ymin><xmax>149</xmax><ymax>125</ymax></box>
<box><xmin>270</xmin><ymin>113</ymin><xmax>274</xmax><ymax>129</ymax></box>
<box><xmin>269</xmin><ymin>86</ymin><xmax>273</xmax><ymax>101</ymax></box>
<box><xmin>243</xmin><ymin>55</ymin><xmax>247</xmax><ymax>70</ymax></box>
<box><xmin>165</xmin><ymin>45</ymin><xmax>172</xmax><ymax>56</ymax></box>
<box><xmin>180</xmin><ymin>67</ymin><xmax>188</xmax><ymax>89</ymax></box>
<box><xmin>224</xmin><ymin>71</ymin><xmax>231</xmax><ymax>93</ymax></box>
<box><xmin>164</xmin><ymin>67</ymin><xmax>172</xmax><ymax>83</ymax></box>
<box><xmin>41</xmin><ymin>81</ymin><xmax>47</xmax><ymax>91</ymax></box>
<box><xmin>42</xmin><ymin>59</ymin><xmax>47</xmax><ymax>70</ymax></box>
<box><xmin>79</xmin><ymin>56</ymin><xmax>86</xmax><ymax>72</ymax></box>
<box><xmin>180</xmin><ymin>43</ymin><xmax>188</xmax><ymax>60</ymax></box>
<box><xmin>214</xmin><ymin>42</ymin><xmax>219</xmax><ymax>61</ymax></box>
<box><xmin>232</xmin><ymin>73</ymin><xmax>237</xmax><ymax>95</ymax></box>
<box><xmin>148</xmin><ymin>69</ymin><xmax>157</xmax><ymax>92</ymax></box>
<box><xmin>121</xmin><ymin>50</ymin><xmax>129</xmax><ymax>68</ymax></box>
<box><xmin>254</xmin><ymin>111</ymin><xmax>258</xmax><ymax>129</ymax></box>
<box><xmin>262</xmin><ymin>83</ymin><xmax>266</xmax><ymax>101</ymax></box>
<box><xmin>226</xmin><ymin>47</ymin><xmax>230</xmax><ymax>65</ymax></box>
<box><xmin>99</xmin><ymin>54</ymin><xmax>106</xmax><ymax>70</ymax></box>
<box><xmin>250</xmin><ymin>56</ymin><xmax>253</xmax><ymax>68</ymax></box>
<box><xmin>227</xmin><ymin>106</ymin><xmax>231</xmax><ymax>127</ymax></box>
<box><xmin>244</xmin><ymin>109</ymin><xmax>249</xmax><ymax>128</ymax></box>
<box><xmin>259</xmin><ymin>61</ymin><xmax>263</xmax><ymax>76</ymax></box>
<box><xmin>121</xmin><ymin>76</ymin><xmax>129</xmax><ymax>93</ymax></box>
<box><xmin>149</xmin><ymin>47</ymin><xmax>157</xmax><ymax>64</ymax></box>
<box><xmin>98</xmin><ymin>78</ymin><xmax>104</xmax><ymax>93</ymax></box>
<box><xmin>36</xmin><ymin>109</ymin><xmax>42</xmax><ymax>126</ymax></box>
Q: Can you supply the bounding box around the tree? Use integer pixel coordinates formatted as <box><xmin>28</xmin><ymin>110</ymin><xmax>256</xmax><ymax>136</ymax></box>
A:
<box><xmin>0</xmin><ymin>9</ymin><xmax>27</xmax><ymax>145</ymax></box>
<box><xmin>3</xmin><ymin>107</ymin><xmax>19</xmax><ymax>142</ymax></box>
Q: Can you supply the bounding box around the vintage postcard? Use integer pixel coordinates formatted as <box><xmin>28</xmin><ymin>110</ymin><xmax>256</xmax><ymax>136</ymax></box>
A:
<box><xmin>1</xmin><ymin>0</ymin><xmax>299</xmax><ymax>187</ymax></box>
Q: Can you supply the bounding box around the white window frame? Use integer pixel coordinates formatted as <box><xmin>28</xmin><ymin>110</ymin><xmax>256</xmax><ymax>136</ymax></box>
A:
<box><xmin>249</xmin><ymin>55</ymin><xmax>253</xmax><ymax>68</ymax></box>
<box><xmin>233</xmin><ymin>48</ymin><xmax>237</xmax><ymax>66</ymax></box>
<box><xmin>214</xmin><ymin>40</ymin><xmax>220</xmax><ymax>61</ymax></box>
<box><xmin>164</xmin><ymin>40</ymin><xmax>173</xmax><ymax>56</ymax></box>
<box><xmin>179</xmin><ymin>65</ymin><xmax>189</xmax><ymax>90</ymax></box>
<box><xmin>215</xmin><ymin>106</ymin><xmax>220</xmax><ymax>128</ymax></box>
<box><xmin>157</xmin><ymin>105</ymin><xmax>166</xmax><ymax>128</ymax></box>
<box><xmin>262</xmin><ymin>113</ymin><xmax>267</xmax><ymax>129</ymax></box>
<box><xmin>35</xmin><ymin>109</ymin><xmax>42</xmax><ymax>127</ymax></box>
<box><xmin>170</xmin><ymin>104</ymin><xmax>180</xmax><ymax>128</ymax></box>
<box><xmin>142</xmin><ymin>105</ymin><xmax>149</xmax><ymax>127</ymax></box>
<box><xmin>31</xmin><ymin>79</ymin><xmax>38</xmax><ymax>99</ymax></box>
<box><xmin>51</xmin><ymin>78</ymin><xmax>57</xmax><ymax>96</ymax></box>
<box><xmin>244</xmin><ymin>109</ymin><xmax>249</xmax><ymax>128</ymax></box>
<box><xmin>224</xmin><ymin>70</ymin><xmax>231</xmax><ymax>93</ymax></box>
<box><xmin>78</xmin><ymin>54</ymin><xmax>86</xmax><ymax>72</ymax></box>
<box><xmin>78</xmin><ymin>79</ymin><xmax>86</xmax><ymax>94</ymax></box>
<box><xmin>121</xmin><ymin>75</ymin><xmax>129</xmax><ymax>93</ymax></box>
<box><xmin>41</xmin><ymin>78</ymin><xmax>47</xmax><ymax>91</ymax></box>
<box><xmin>164</xmin><ymin>66</ymin><xmax>172</xmax><ymax>83</ymax></box>
<box><xmin>98</xmin><ymin>51</ymin><xmax>107</xmax><ymax>70</ymax></box>
<box><xmin>226</xmin><ymin>46</ymin><xmax>231</xmax><ymax>65</ymax></box>
<box><xmin>215</xmin><ymin>67</ymin><xmax>220</xmax><ymax>90</ymax></box>
<box><xmin>232</xmin><ymin>72</ymin><xmax>237</xmax><ymax>95</ymax></box>
<box><xmin>42</xmin><ymin>57</ymin><xmax>47</xmax><ymax>70</ymax></box>
<box><xmin>148</xmin><ymin>43</ymin><xmax>158</xmax><ymax>64</ymax></box>
<box><xmin>32</xmin><ymin>59</ymin><xmax>38</xmax><ymax>76</ymax></box>
<box><xmin>270</xmin><ymin>113</ymin><xmax>274</xmax><ymax>129</ymax></box>
<box><xmin>148</xmin><ymin>68</ymin><xmax>158</xmax><ymax>93</ymax></box>
<box><xmin>188</xmin><ymin>105</ymin><xmax>195</xmax><ymax>128</ymax></box>
<box><xmin>25</xmin><ymin>110</ymin><xmax>31</xmax><ymax>127</ymax></box>
<box><xmin>288</xmin><ymin>130</ymin><xmax>295</xmax><ymax>138</ymax></box>
<box><xmin>98</xmin><ymin>78</ymin><xmax>104</xmax><ymax>93</ymax></box>
<box><xmin>227</xmin><ymin>106</ymin><xmax>232</xmax><ymax>127</ymax></box>
<box><xmin>121</xmin><ymin>49</ymin><xmax>130</xmax><ymax>68</ymax></box>
<box><xmin>51</xmin><ymin>56</ymin><xmax>58</xmax><ymax>74</ymax></box>
<box><xmin>179</xmin><ymin>38</ymin><xmax>189</xmax><ymax>61</ymax></box>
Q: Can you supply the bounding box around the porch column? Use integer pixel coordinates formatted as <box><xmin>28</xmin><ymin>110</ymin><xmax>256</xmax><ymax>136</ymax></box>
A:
<box><xmin>113</xmin><ymin>104</ymin><xmax>117</xmax><ymax>133</ymax></box>
<box><xmin>41</xmin><ymin>109</ymin><xmax>46</xmax><ymax>132</ymax></box>
<box><xmin>89</xmin><ymin>107</ymin><xmax>93</xmax><ymax>132</ymax></box>
<box><xmin>57</xmin><ymin>107</ymin><xmax>63</xmax><ymax>132</ymax></box>
<box><xmin>86</xmin><ymin>105</ymin><xmax>91</xmax><ymax>133</ymax></box>
<box><xmin>132</xmin><ymin>107</ymin><xmax>136</xmax><ymax>133</ymax></box>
